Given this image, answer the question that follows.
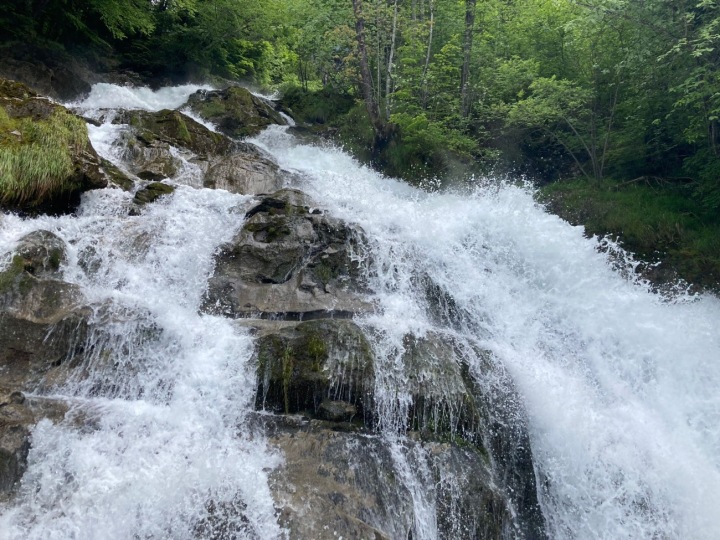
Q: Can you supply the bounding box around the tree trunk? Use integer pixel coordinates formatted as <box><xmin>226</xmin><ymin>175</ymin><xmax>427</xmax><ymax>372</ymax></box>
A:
<box><xmin>385</xmin><ymin>0</ymin><xmax>399</xmax><ymax>119</ymax></box>
<box><xmin>421</xmin><ymin>0</ymin><xmax>434</xmax><ymax>109</ymax></box>
<box><xmin>460</xmin><ymin>0</ymin><xmax>476</xmax><ymax>118</ymax></box>
<box><xmin>351</xmin><ymin>0</ymin><xmax>383</xmax><ymax>134</ymax></box>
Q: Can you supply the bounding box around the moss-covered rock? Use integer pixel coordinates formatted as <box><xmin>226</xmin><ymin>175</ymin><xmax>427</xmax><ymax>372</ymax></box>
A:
<box><xmin>0</xmin><ymin>78</ymin><xmax>107</xmax><ymax>213</ymax></box>
<box><xmin>110</xmin><ymin>108</ymin><xmax>282</xmax><ymax>195</ymax></box>
<box><xmin>132</xmin><ymin>181</ymin><xmax>175</xmax><ymax>206</ymax></box>
<box><xmin>100</xmin><ymin>158</ymin><xmax>134</xmax><ymax>191</ymax></box>
<box><xmin>187</xmin><ymin>86</ymin><xmax>285</xmax><ymax>139</ymax></box>
<box><xmin>113</xmin><ymin>109</ymin><xmax>235</xmax><ymax>157</ymax></box>
<box><xmin>255</xmin><ymin>319</ymin><xmax>375</xmax><ymax>421</ymax></box>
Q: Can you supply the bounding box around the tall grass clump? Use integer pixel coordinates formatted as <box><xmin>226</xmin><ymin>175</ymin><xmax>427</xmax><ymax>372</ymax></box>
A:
<box><xmin>0</xmin><ymin>105</ymin><xmax>88</xmax><ymax>207</ymax></box>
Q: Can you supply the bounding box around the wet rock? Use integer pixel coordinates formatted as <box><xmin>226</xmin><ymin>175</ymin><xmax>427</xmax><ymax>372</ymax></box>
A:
<box><xmin>187</xmin><ymin>86</ymin><xmax>286</xmax><ymax>139</ymax></box>
<box><xmin>119</xmin><ymin>129</ymin><xmax>180</xmax><ymax>181</ymax></box>
<box><xmin>255</xmin><ymin>319</ymin><xmax>374</xmax><ymax>420</ymax></box>
<box><xmin>0</xmin><ymin>234</ymin><xmax>96</xmax><ymax>497</ymax></box>
<box><xmin>262</xmin><ymin>415</ymin><xmax>414</xmax><ymax>540</ymax></box>
<box><xmin>428</xmin><ymin>440</ymin><xmax>512</xmax><ymax>539</ymax></box>
<box><xmin>401</xmin><ymin>332</ymin><xmax>546</xmax><ymax>538</ymax></box>
<box><xmin>318</xmin><ymin>399</ymin><xmax>357</xmax><ymax>422</ymax></box>
<box><xmin>132</xmin><ymin>181</ymin><xmax>175</xmax><ymax>206</ymax></box>
<box><xmin>13</xmin><ymin>230</ymin><xmax>67</xmax><ymax>279</ymax></box>
<box><xmin>113</xmin><ymin>109</ymin><xmax>235</xmax><ymax>157</ymax></box>
<box><xmin>0</xmin><ymin>389</ymin><xmax>32</xmax><ymax>497</ymax></box>
<box><xmin>203</xmin><ymin>150</ymin><xmax>282</xmax><ymax>195</ymax></box>
<box><xmin>111</xmin><ymin>109</ymin><xmax>282</xmax><ymax>195</ymax></box>
<box><xmin>100</xmin><ymin>158</ymin><xmax>134</xmax><ymax>191</ymax></box>
<box><xmin>255</xmin><ymin>414</ymin><xmax>514</xmax><ymax>540</ymax></box>
<box><xmin>0</xmin><ymin>78</ymin><xmax>108</xmax><ymax>213</ymax></box>
<box><xmin>202</xmin><ymin>189</ymin><xmax>370</xmax><ymax>319</ymax></box>
<box><xmin>0</xmin><ymin>253</ymin><xmax>92</xmax><ymax>388</ymax></box>
<box><xmin>0</xmin><ymin>388</ymin><xmax>70</xmax><ymax>499</ymax></box>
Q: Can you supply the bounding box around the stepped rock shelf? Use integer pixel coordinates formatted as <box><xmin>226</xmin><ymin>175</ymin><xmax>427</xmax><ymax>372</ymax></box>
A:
<box><xmin>0</xmin><ymin>79</ymin><xmax>545</xmax><ymax>539</ymax></box>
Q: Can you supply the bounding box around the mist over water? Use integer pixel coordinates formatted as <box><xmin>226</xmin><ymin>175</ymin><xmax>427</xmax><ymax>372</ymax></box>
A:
<box><xmin>0</xmin><ymin>84</ymin><xmax>718</xmax><ymax>539</ymax></box>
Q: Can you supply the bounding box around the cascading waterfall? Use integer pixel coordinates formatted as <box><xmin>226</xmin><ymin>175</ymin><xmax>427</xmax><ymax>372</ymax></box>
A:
<box><xmin>252</xmin><ymin>126</ymin><xmax>720</xmax><ymax>539</ymax></box>
<box><xmin>0</xmin><ymin>83</ymin><xmax>718</xmax><ymax>539</ymax></box>
<box><xmin>0</xmin><ymin>86</ymin><xmax>282</xmax><ymax>539</ymax></box>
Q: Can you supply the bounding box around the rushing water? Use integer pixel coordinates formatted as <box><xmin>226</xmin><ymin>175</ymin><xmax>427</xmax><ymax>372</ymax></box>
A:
<box><xmin>1</xmin><ymin>84</ymin><xmax>719</xmax><ymax>539</ymax></box>
<box><xmin>0</xmin><ymin>85</ymin><xmax>283</xmax><ymax>539</ymax></box>
<box><xmin>251</xmin><ymin>126</ymin><xmax>720</xmax><ymax>539</ymax></box>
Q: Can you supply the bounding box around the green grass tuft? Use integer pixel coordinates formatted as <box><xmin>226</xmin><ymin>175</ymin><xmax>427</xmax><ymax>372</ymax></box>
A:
<box><xmin>0</xmin><ymin>105</ymin><xmax>88</xmax><ymax>207</ymax></box>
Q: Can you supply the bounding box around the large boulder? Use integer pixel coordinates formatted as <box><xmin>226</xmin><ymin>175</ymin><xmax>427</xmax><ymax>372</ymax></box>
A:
<box><xmin>187</xmin><ymin>86</ymin><xmax>286</xmax><ymax>139</ymax></box>
<box><xmin>113</xmin><ymin>109</ymin><xmax>235</xmax><ymax>157</ymax></box>
<box><xmin>112</xmin><ymin>109</ymin><xmax>283</xmax><ymax>194</ymax></box>
<box><xmin>257</xmin><ymin>414</ymin><xmax>513</xmax><ymax>540</ymax></box>
<box><xmin>249</xmin><ymin>317</ymin><xmax>545</xmax><ymax>538</ymax></box>
<box><xmin>0</xmin><ymin>231</ymin><xmax>92</xmax><ymax>496</ymax></box>
<box><xmin>0</xmin><ymin>79</ymin><xmax>108</xmax><ymax>213</ymax></box>
<box><xmin>202</xmin><ymin>189</ymin><xmax>370</xmax><ymax>319</ymax></box>
<box><xmin>203</xmin><ymin>148</ymin><xmax>283</xmax><ymax>194</ymax></box>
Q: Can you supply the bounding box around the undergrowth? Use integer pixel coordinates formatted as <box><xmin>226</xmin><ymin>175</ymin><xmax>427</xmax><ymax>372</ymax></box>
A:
<box><xmin>539</xmin><ymin>178</ymin><xmax>720</xmax><ymax>291</ymax></box>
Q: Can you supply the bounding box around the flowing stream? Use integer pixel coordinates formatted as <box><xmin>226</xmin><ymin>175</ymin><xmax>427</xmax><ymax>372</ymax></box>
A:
<box><xmin>1</xmin><ymin>84</ymin><xmax>719</xmax><ymax>539</ymax></box>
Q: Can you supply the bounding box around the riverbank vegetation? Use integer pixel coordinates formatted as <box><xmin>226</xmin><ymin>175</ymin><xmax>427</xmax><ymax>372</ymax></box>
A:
<box><xmin>1</xmin><ymin>0</ymin><xmax>718</xmax><ymax>289</ymax></box>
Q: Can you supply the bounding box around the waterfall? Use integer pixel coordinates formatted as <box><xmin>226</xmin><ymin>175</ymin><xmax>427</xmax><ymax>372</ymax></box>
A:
<box><xmin>0</xmin><ymin>85</ymin><xmax>282</xmax><ymax>539</ymax></box>
<box><xmin>251</xmin><ymin>126</ymin><xmax>720</xmax><ymax>539</ymax></box>
<box><xmin>1</xmin><ymin>83</ymin><xmax>719</xmax><ymax>539</ymax></box>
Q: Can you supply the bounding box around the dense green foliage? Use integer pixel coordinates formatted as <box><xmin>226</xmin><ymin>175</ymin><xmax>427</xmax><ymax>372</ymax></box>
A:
<box><xmin>0</xmin><ymin>0</ymin><xmax>297</xmax><ymax>83</ymax></box>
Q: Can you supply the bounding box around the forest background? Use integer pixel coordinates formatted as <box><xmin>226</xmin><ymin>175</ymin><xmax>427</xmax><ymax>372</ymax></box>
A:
<box><xmin>2</xmin><ymin>0</ymin><xmax>719</xmax><ymax>289</ymax></box>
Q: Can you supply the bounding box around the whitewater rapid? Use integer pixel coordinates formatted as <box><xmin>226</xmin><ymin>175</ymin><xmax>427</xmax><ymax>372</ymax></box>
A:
<box><xmin>0</xmin><ymin>83</ymin><xmax>718</xmax><ymax>539</ymax></box>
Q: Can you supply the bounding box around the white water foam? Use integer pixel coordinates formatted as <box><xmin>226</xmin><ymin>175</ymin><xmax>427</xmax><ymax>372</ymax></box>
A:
<box><xmin>252</xmin><ymin>125</ymin><xmax>720</xmax><ymax>539</ymax></box>
<box><xmin>68</xmin><ymin>83</ymin><xmax>212</xmax><ymax>114</ymax></box>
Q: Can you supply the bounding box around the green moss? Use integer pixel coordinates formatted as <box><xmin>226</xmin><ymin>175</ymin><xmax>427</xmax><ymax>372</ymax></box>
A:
<box><xmin>313</xmin><ymin>261</ymin><xmax>334</xmax><ymax>286</ymax></box>
<box><xmin>0</xmin><ymin>255</ymin><xmax>25</xmax><ymax>292</ymax></box>
<box><xmin>281</xmin><ymin>346</ymin><xmax>294</xmax><ymax>414</ymax></box>
<box><xmin>175</xmin><ymin>115</ymin><xmax>191</xmax><ymax>143</ymax></box>
<box><xmin>48</xmin><ymin>248</ymin><xmax>62</xmax><ymax>271</ymax></box>
<box><xmin>305</xmin><ymin>332</ymin><xmax>327</xmax><ymax>372</ymax></box>
<box><xmin>100</xmin><ymin>158</ymin><xmax>134</xmax><ymax>191</ymax></box>
<box><xmin>245</xmin><ymin>218</ymin><xmax>291</xmax><ymax>243</ymax></box>
<box><xmin>196</xmin><ymin>101</ymin><xmax>226</xmax><ymax>119</ymax></box>
<box><xmin>0</xmin><ymin>105</ymin><xmax>88</xmax><ymax>207</ymax></box>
